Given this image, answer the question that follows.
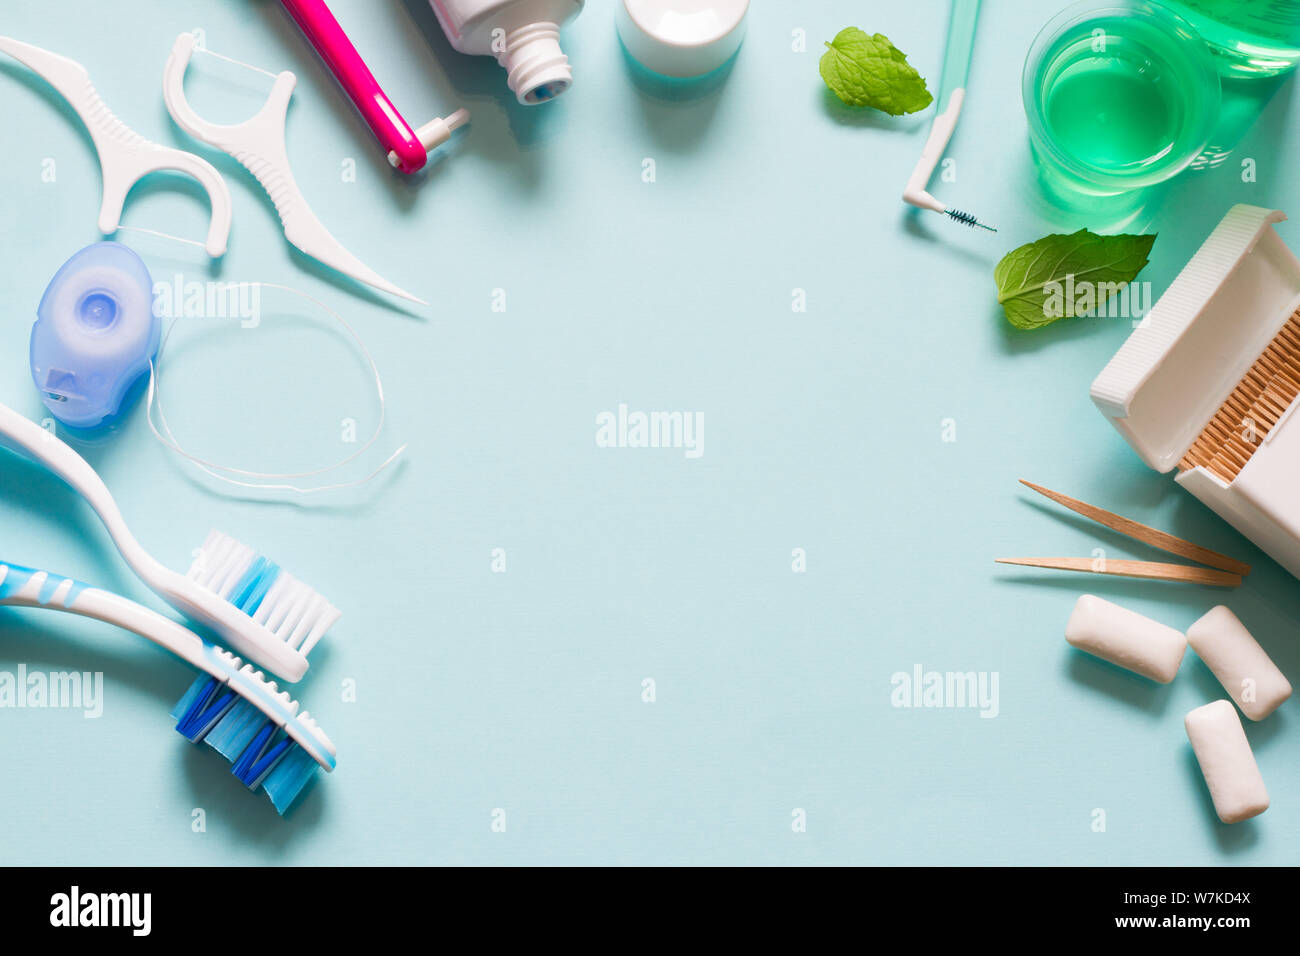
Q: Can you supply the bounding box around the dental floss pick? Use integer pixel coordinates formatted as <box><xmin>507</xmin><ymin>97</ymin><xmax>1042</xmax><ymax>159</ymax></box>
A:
<box><xmin>146</xmin><ymin>282</ymin><xmax>407</xmax><ymax>496</ymax></box>
<box><xmin>162</xmin><ymin>32</ymin><xmax>428</xmax><ymax>306</ymax></box>
<box><xmin>0</xmin><ymin>35</ymin><xmax>233</xmax><ymax>257</ymax></box>
<box><xmin>901</xmin><ymin>0</ymin><xmax>997</xmax><ymax>233</ymax></box>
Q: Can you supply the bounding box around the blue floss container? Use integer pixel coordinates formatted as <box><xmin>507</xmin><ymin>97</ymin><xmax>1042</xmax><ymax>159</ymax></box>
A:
<box><xmin>30</xmin><ymin>242</ymin><xmax>159</xmax><ymax>430</ymax></box>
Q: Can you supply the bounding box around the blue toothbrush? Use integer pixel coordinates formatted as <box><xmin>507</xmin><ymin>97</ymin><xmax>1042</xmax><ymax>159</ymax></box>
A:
<box><xmin>0</xmin><ymin>561</ymin><xmax>336</xmax><ymax>813</ymax></box>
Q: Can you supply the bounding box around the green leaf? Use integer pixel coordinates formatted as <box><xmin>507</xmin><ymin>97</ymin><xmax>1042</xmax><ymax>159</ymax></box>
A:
<box><xmin>819</xmin><ymin>28</ymin><xmax>933</xmax><ymax>115</ymax></box>
<box><xmin>994</xmin><ymin>230</ymin><xmax>1157</xmax><ymax>331</ymax></box>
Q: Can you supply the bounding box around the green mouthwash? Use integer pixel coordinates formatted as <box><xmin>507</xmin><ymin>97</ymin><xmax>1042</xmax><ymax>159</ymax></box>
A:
<box><xmin>1045</xmin><ymin>49</ymin><xmax>1179</xmax><ymax>170</ymax></box>
<box><xmin>1163</xmin><ymin>0</ymin><xmax>1300</xmax><ymax>76</ymax></box>
<box><xmin>1040</xmin><ymin>20</ymin><xmax>1201</xmax><ymax>175</ymax></box>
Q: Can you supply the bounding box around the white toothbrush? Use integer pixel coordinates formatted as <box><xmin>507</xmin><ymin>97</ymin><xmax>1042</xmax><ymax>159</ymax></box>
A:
<box><xmin>0</xmin><ymin>402</ymin><xmax>337</xmax><ymax>682</ymax></box>
<box><xmin>0</xmin><ymin>560</ymin><xmax>335</xmax><ymax>813</ymax></box>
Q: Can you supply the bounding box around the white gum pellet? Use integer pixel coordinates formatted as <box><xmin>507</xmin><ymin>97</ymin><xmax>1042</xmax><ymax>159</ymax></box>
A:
<box><xmin>1064</xmin><ymin>594</ymin><xmax>1187</xmax><ymax>683</ymax></box>
<box><xmin>1185</xmin><ymin>700</ymin><xmax>1269</xmax><ymax>823</ymax></box>
<box><xmin>1187</xmin><ymin>606</ymin><xmax>1292</xmax><ymax>721</ymax></box>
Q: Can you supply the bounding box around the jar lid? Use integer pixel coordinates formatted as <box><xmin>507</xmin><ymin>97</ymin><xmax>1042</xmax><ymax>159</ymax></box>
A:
<box><xmin>617</xmin><ymin>0</ymin><xmax>749</xmax><ymax>78</ymax></box>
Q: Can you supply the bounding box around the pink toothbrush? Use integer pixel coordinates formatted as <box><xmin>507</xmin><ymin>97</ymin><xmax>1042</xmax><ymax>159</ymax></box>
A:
<box><xmin>278</xmin><ymin>0</ymin><xmax>467</xmax><ymax>174</ymax></box>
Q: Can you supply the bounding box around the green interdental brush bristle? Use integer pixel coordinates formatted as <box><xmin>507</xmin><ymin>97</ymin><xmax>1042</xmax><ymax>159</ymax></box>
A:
<box><xmin>945</xmin><ymin>207</ymin><xmax>997</xmax><ymax>232</ymax></box>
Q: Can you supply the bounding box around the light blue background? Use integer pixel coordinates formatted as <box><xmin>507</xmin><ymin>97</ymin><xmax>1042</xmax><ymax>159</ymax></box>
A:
<box><xmin>0</xmin><ymin>0</ymin><xmax>1298</xmax><ymax>865</ymax></box>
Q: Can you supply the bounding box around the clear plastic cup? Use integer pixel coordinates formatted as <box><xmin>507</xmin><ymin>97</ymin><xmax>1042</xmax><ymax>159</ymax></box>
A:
<box><xmin>1023</xmin><ymin>0</ymin><xmax>1221</xmax><ymax>200</ymax></box>
<box><xmin>1163</xmin><ymin>0</ymin><xmax>1300</xmax><ymax>77</ymax></box>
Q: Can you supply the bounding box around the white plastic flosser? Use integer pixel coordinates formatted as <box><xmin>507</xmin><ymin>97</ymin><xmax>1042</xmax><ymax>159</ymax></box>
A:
<box><xmin>0</xmin><ymin>35</ymin><xmax>233</xmax><ymax>257</ymax></box>
<box><xmin>901</xmin><ymin>0</ymin><xmax>996</xmax><ymax>233</ymax></box>
<box><xmin>163</xmin><ymin>32</ymin><xmax>426</xmax><ymax>305</ymax></box>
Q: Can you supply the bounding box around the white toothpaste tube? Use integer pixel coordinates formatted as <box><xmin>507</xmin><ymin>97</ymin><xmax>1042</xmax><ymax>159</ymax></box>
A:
<box><xmin>1185</xmin><ymin>700</ymin><xmax>1269</xmax><ymax>823</ymax></box>
<box><xmin>1187</xmin><ymin>606</ymin><xmax>1292</xmax><ymax>720</ymax></box>
<box><xmin>1064</xmin><ymin>594</ymin><xmax>1187</xmax><ymax>683</ymax></box>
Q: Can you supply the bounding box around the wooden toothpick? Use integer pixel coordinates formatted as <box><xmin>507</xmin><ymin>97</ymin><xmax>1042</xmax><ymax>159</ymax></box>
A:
<box><xmin>995</xmin><ymin>557</ymin><xmax>1241</xmax><ymax>588</ymax></box>
<box><xmin>1019</xmin><ymin>479</ymin><xmax>1250</xmax><ymax>577</ymax></box>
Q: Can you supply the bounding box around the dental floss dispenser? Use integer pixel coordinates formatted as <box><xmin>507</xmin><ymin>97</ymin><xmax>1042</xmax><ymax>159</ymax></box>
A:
<box><xmin>1091</xmin><ymin>204</ymin><xmax>1300</xmax><ymax>581</ymax></box>
<box><xmin>429</xmin><ymin>0</ymin><xmax>584</xmax><ymax>104</ymax></box>
<box><xmin>31</xmin><ymin>242</ymin><xmax>158</xmax><ymax>430</ymax></box>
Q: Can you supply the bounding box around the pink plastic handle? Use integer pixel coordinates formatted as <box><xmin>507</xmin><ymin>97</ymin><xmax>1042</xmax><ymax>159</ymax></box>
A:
<box><xmin>278</xmin><ymin>0</ymin><xmax>428</xmax><ymax>173</ymax></box>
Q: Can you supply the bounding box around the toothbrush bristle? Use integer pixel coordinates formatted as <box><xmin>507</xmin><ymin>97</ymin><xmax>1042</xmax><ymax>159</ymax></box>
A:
<box><xmin>172</xmin><ymin>665</ymin><xmax>325</xmax><ymax>814</ymax></box>
<box><xmin>175</xmin><ymin>676</ymin><xmax>238</xmax><ymax>742</ymax></box>
<box><xmin>263</xmin><ymin>746</ymin><xmax>320</xmax><ymax>814</ymax></box>
<box><xmin>945</xmin><ymin>208</ymin><xmax>997</xmax><ymax>232</ymax></box>
<box><xmin>205</xmin><ymin>698</ymin><xmax>268</xmax><ymax>761</ymax></box>
<box><xmin>171</xmin><ymin>672</ymin><xmax>213</xmax><ymax>722</ymax></box>
<box><xmin>231</xmin><ymin>724</ymin><xmax>294</xmax><ymax>789</ymax></box>
<box><xmin>187</xmin><ymin>530</ymin><xmax>340</xmax><ymax>660</ymax></box>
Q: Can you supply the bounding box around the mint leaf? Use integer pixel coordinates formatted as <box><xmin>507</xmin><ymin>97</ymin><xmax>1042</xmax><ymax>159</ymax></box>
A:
<box><xmin>995</xmin><ymin>230</ymin><xmax>1156</xmax><ymax>331</ymax></box>
<box><xmin>819</xmin><ymin>28</ymin><xmax>933</xmax><ymax>115</ymax></box>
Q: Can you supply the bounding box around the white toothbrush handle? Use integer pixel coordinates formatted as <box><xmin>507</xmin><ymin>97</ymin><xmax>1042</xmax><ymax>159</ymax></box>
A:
<box><xmin>0</xmin><ymin>403</ymin><xmax>168</xmax><ymax>580</ymax></box>
<box><xmin>0</xmin><ymin>403</ymin><xmax>313</xmax><ymax>683</ymax></box>
<box><xmin>0</xmin><ymin>563</ymin><xmax>338</xmax><ymax>769</ymax></box>
<box><xmin>78</xmin><ymin>589</ymin><xmax>213</xmax><ymax>667</ymax></box>
<box><xmin>0</xmin><ymin>565</ymin><xmax>206</xmax><ymax>668</ymax></box>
